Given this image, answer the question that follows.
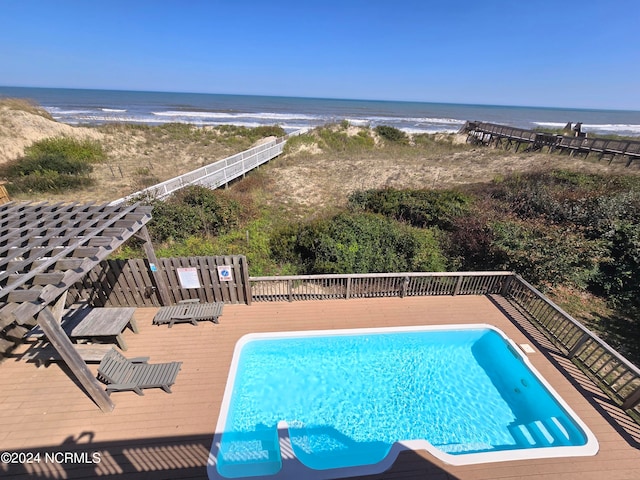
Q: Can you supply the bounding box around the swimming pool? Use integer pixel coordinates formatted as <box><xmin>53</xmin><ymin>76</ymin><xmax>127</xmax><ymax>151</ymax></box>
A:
<box><xmin>207</xmin><ymin>325</ymin><xmax>598</xmax><ymax>479</ymax></box>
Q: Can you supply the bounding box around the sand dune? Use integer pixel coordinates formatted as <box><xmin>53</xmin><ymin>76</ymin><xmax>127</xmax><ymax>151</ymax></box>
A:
<box><xmin>1</xmin><ymin>105</ymin><xmax>637</xmax><ymax>206</ymax></box>
<box><xmin>0</xmin><ymin>106</ymin><xmax>103</xmax><ymax>164</ymax></box>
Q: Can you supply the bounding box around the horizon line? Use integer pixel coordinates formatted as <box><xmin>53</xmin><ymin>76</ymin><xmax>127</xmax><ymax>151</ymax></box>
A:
<box><xmin>1</xmin><ymin>84</ymin><xmax>639</xmax><ymax>114</ymax></box>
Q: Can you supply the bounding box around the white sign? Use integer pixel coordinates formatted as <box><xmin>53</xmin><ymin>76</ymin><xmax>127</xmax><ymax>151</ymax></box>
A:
<box><xmin>217</xmin><ymin>265</ymin><xmax>233</xmax><ymax>282</ymax></box>
<box><xmin>177</xmin><ymin>267</ymin><xmax>201</xmax><ymax>289</ymax></box>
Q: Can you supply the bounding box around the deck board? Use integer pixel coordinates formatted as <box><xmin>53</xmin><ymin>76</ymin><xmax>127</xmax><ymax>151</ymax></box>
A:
<box><xmin>1</xmin><ymin>295</ymin><xmax>639</xmax><ymax>479</ymax></box>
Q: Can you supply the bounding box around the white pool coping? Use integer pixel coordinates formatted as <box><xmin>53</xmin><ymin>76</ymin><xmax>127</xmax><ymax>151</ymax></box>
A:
<box><xmin>207</xmin><ymin>324</ymin><xmax>599</xmax><ymax>479</ymax></box>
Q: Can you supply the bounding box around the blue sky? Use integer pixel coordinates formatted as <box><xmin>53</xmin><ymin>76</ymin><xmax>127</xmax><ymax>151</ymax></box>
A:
<box><xmin>1</xmin><ymin>0</ymin><xmax>639</xmax><ymax>110</ymax></box>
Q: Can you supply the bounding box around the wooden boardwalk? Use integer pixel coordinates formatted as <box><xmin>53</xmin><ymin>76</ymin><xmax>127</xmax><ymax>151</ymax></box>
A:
<box><xmin>460</xmin><ymin>121</ymin><xmax>640</xmax><ymax>167</ymax></box>
<box><xmin>1</xmin><ymin>296</ymin><xmax>639</xmax><ymax>479</ymax></box>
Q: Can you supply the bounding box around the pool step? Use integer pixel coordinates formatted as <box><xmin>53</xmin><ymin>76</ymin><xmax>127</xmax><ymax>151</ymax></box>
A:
<box><xmin>508</xmin><ymin>417</ymin><xmax>572</xmax><ymax>447</ymax></box>
<box><xmin>217</xmin><ymin>429</ymin><xmax>282</xmax><ymax>478</ymax></box>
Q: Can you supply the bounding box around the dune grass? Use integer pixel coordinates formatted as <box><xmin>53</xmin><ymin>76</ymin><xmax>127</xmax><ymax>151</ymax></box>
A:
<box><xmin>0</xmin><ymin>97</ymin><xmax>54</xmax><ymax>120</ymax></box>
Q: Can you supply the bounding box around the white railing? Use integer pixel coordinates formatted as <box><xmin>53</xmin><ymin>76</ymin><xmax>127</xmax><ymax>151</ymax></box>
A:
<box><xmin>109</xmin><ymin>128</ymin><xmax>308</xmax><ymax>205</ymax></box>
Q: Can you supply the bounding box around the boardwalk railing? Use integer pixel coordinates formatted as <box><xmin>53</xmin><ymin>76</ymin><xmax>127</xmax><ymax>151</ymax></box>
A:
<box><xmin>460</xmin><ymin>121</ymin><xmax>640</xmax><ymax>166</ymax></box>
<box><xmin>249</xmin><ymin>270</ymin><xmax>640</xmax><ymax>417</ymax></box>
<box><xmin>109</xmin><ymin>129</ymin><xmax>307</xmax><ymax>205</ymax></box>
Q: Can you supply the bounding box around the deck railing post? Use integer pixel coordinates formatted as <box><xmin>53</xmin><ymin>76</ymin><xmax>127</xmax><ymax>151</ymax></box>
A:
<box><xmin>400</xmin><ymin>276</ymin><xmax>410</xmax><ymax>298</ymax></box>
<box><xmin>501</xmin><ymin>274</ymin><xmax>514</xmax><ymax>296</ymax></box>
<box><xmin>567</xmin><ymin>333</ymin><xmax>591</xmax><ymax>358</ymax></box>
<box><xmin>345</xmin><ymin>277</ymin><xmax>351</xmax><ymax>300</ymax></box>
<box><xmin>287</xmin><ymin>279</ymin><xmax>293</xmax><ymax>302</ymax></box>
<box><xmin>621</xmin><ymin>385</ymin><xmax>640</xmax><ymax>411</ymax></box>
<box><xmin>453</xmin><ymin>275</ymin><xmax>463</xmax><ymax>295</ymax></box>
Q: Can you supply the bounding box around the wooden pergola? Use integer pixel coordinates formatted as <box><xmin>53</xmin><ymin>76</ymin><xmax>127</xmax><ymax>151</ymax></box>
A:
<box><xmin>0</xmin><ymin>201</ymin><xmax>170</xmax><ymax>412</ymax></box>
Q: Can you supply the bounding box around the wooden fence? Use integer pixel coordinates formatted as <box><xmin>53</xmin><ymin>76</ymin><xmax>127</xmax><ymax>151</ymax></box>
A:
<box><xmin>68</xmin><ymin>255</ymin><xmax>251</xmax><ymax>306</ymax></box>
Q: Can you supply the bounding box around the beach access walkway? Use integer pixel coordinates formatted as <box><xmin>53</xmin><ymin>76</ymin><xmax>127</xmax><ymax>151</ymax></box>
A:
<box><xmin>460</xmin><ymin>121</ymin><xmax>640</xmax><ymax>167</ymax></box>
<box><xmin>109</xmin><ymin>129</ymin><xmax>306</xmax><ymax>206</ymax></box>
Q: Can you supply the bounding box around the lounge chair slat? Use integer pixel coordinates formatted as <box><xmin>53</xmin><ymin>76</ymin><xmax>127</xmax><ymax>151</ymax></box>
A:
<box><xmin>97</xmin><ymin>348</ymin><xmax>181</xmax><ymax>395</ymax></box>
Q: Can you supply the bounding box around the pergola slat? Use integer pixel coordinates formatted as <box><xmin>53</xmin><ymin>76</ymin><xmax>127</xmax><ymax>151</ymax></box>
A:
<box><xmin>0</xmin><ymin>201</ymin><xmax>160</xmax><ymax>413</ymax></box>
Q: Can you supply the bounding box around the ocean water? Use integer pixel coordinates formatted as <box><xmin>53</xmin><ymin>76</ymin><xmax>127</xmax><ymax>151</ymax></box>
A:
<box><xmin>2</xmin><ymin>86</ymin><xmax>640</xmax><ymax>137</ymax></box>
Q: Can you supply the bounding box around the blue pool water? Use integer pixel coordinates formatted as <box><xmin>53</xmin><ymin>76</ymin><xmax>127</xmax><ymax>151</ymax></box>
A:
<box><xmin>212</xmin><ymin>326</ymin><xmax>596</xmax><ymax>479</ymax></box>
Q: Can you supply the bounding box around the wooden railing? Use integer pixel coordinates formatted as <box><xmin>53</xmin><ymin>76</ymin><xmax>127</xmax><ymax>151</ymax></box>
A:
<box><xmin>460</xmin><ymin>121</ymin><xmax>640</xmax><ymax>166</ymax></box>
<box><xmin>503</xmin><ymin>274</ymin><xmax>640</xmax><ymax>418</ymax></box>
<box><xmin>249</xmin><ymin>270</ymin><xmax>640</xmax><ymax>416</ymax></box>
<box><xmin>249</xmin><ymin>271</ymin><xmax>510</xmax><ymax>302</ymax></box>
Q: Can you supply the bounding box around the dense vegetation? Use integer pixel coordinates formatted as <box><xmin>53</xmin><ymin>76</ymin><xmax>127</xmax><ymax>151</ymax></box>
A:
<box><xmin>1</xmin><ymin>137</ymin><xmax>105</xmax><ymax>193</ymax></box>
<box><xmin>374</xmin><ymin>125</ymin><xmax>409</xmax><ymax>143</ymax></box>
<box><xmin>11</xmin><ymin>122</ymin><xmax>621</xmax><ymax>363</ymax></box>
<box><xmin>146</xmin><ymin>185</ymin><xmax>241</xmax><ymax>243</ymax></box>
<box><xmin>141</xmin><ymin>166</ymin><xmax>640</xmax><ymax>363</ymax></box>
<box><xmin>270</xmin><ymin>212</ymin><xmax>446</xmax><ymax>274</ymax></box>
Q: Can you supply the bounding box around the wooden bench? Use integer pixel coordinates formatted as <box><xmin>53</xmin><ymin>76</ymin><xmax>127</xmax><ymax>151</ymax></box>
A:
<box><xmin>23</xmin><ymin>343</ymin><xmax>114</xmax><ymax>367</ymax></box>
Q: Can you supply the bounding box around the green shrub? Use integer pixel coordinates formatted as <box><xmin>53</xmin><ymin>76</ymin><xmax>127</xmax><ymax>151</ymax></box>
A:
<box><xmin>251</xmin><ymin>125</ymin><xmax>286</xmax><ymax>138</ymax></box>
<box><xmin>447</xmin><ymin>213</ymin><xmax>505</xmax><ymax>271</ymax></box>
<box><xmin>282</xmin><ymin>133</ymin><xmax>319</xmax><ymax>155</ymax></box>
<box><xmin>8</xmin><ymin>154</ymin><xmax>94</xmax><ymax>177</ymax></box>
<box><xmin>348</xmin><ymin>188</ymin><xmax>471</xmax><ymax>230</ymax></box>
<box><xmin>489</xmin><ymin>220</ymin><xmax>605</xmax><ymax>289</ymax></box>
<box><xmin>5</xmin><ymin>169</ymin><xmax>94</xmax><ymax>193</ymax></box>
<box><xmin>23</xmin><ymin>137</ymin><xmax>105</xmax><ymax>164</ymax></box>
<box><xmin>215</xmin><ymin>124</ymin><xmax>285</xmax><ymax>140</ymax></box>
<box><xmin>489</xmin><ymin>170</ymin><xmax>640</xmax><ymax>235</ymax></box>
<box><xmin>317</xmin><ymin>126</ymin><xmax>375</xmax><ymax>152</ymax></box>
<box><xmin>593</xmin><ymin>221</ymin><xmax>640</xmax><ymax>310</ymax></box>
<box><xmin>147</xmin><ymin>185</ymin><xmax>241</xmax><ymax>242</ymax></box>
<box><xmin>1</xmin><ymin>137</ymin><xmax>104</xmax><ymax>193</ymax></box>
<box><xmin>374</xmin><ymin>125</ymin><xmax>408</xmax><ymax>143</ymax></box>
<box><xmin>271</xmin><ymin>212</ymin><xmax>446</xmax><ymax>274</ymax></box>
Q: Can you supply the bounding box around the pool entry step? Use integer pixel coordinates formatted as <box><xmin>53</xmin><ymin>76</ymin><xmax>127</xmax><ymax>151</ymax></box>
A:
<box><xmin>216</xmin><ymin>429</ymin><xmax>282</xmax><ymax>478</ymax></box>
<box><xmin>508</xmin><ymin>417</ymin><xmax>573</xmax><ymax>447</ymax></box>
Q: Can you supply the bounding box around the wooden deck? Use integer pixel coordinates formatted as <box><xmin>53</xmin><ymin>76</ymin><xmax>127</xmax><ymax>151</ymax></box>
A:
<box><xmin>1</xmin><ymin>296</ymin><xmax>639</xmax><ymax>479</ymax></box>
